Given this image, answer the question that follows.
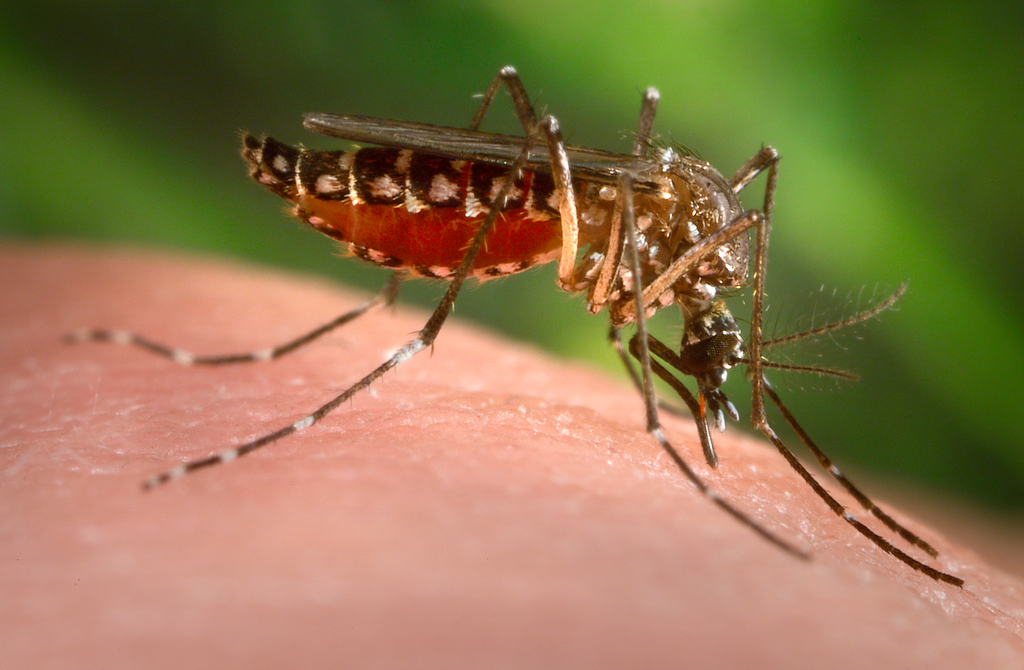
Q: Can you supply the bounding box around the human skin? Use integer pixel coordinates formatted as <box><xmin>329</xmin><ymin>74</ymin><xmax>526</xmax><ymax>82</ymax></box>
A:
<box><xmin>3</xmin><ymin>244</ymin><xmax>1023</xmax><ymax>669</ymax></box>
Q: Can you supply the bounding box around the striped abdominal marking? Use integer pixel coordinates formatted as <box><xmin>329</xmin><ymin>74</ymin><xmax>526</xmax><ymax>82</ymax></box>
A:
<box><xmin>243</xmin><ymin>136</ymin><xmax>564</xmax><ymax>279</ymax></box>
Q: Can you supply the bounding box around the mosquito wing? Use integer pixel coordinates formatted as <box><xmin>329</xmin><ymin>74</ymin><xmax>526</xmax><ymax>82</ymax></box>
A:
<box><xmin>303</xmin><ymin>113</ymin><xmax>661</xmax><ymax>188</ymax></box>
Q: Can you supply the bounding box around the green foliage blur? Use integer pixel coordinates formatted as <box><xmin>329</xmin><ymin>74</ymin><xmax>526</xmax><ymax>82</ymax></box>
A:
<box><xmin>3</xmin><ymin>1</ymin><xmax>1023</xmax><ymax>515</ymax></box>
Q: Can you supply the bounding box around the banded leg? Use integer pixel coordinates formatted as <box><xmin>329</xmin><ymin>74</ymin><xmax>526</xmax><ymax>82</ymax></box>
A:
<box><xmin>615</xmin><ymin>169</ymin><xmax>806</xmax><ymax>557</ymax></box>
<box><xmin>470</xmin><ymin>67</ymin><xmax>583</xmax><ymax>289</ymax></box>
<box><xmin>760</xmin><ymin>379</ymin><xmax>942</xmax><ymax>558</ymax></box>
<box><xmin>65</xmin><ymin>273</ymin><xmax>403</xmax><ymax>366</ymax></box>
<box><xmin>601</xmin><ymin>90</ymin><xmax>801</xmax><ymax>552</ymax></box>
<box><xmin>742</xmin><ymin>282</ymin><xmax>937</xmax><ymax>560</ymax></box>
<box><xmin>142</xmin><ymin>119</ymin><xmax>552</xmax><ymax>488</ymax></box>
<box><xmin>610</xmin><ymin>327</ymin><xmax>720</xmax><ymax>468</ymax></box>
<box><xmin>469</xmin><ymin>67</ymin><xmax>667</xmax><ymax>297</ymax></box>
<box><xmin>608</xmin><ymin>326</ymin><xmax>698</xmax><ymax>421</ymax></box>
<box><xmin>758</xmin><ymin>382</ymin><xmax>962</xmax><ymax>586</ymax></box>
<box><xmin>728</xmin><ymin>150</ymin><xmax>961</xmax><ymax>584</ymax></box>
<box><xmin>585</xmin><ymin>87</ymin><xmax>661</xmax><ymax>311</ymax></box>
<box><xmin>469</xmin><ymin>66</ymin><xmax>539</xmax><ymax>133</ymax></box>
<box><xmin>630</xmin><ymin>298</ymin><xmax>960</xmax><ymax>584</ymax></box>
<box><xmin>726</xmin><ymin>147</ymin><xmax>923</xmax><ymax>546</ymax></box>
<box><xmin>628</xmin><ymin>325</ymin><xmax>961</xmax><ymax>585</ymax></box>
<box><xmin>633</xmin><ymin>332</ymin><xmax>738</xmax><ymax>467</ymax></box>
<box><xmin>731</xmin><ymin>147</ymin><xmax>780</xmax><ymax>430</ymax></box>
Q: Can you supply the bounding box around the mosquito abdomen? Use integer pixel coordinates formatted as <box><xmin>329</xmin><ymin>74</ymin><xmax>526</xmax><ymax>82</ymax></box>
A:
<box><xmin>241</xmin><ymin>135</ymin><xmax>565</xmax><ymax>279</ymax></box>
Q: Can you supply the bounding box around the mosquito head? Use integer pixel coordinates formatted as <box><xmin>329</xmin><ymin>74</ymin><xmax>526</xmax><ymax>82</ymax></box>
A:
<box><xmin>678</xmin><ymin>300</ymin><xmax>744</xmax><ymax>393</ymax></box>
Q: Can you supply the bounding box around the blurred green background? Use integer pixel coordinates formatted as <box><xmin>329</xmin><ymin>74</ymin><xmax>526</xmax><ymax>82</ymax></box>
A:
<box><xmin>3</xmin><ymin>1</ymin><xmax>1023</xmax><ymax>520</ymax></box>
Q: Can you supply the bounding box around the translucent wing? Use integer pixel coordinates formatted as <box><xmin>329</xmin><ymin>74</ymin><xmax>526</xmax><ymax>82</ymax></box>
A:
<box><xmin>303</xmin><ymin>113</ymin><xmax>662</xmax><ymax>188</ymax></box>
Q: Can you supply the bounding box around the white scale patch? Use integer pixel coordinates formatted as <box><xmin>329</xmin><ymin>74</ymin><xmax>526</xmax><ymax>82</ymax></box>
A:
<box><xmin>370</xmin><ymin>175</ymin><xmax>402</xmax><ymax>200</ymax></box>
<box><xmin>364</xmin><ymin>248</ymin><xmax>394</xmax><ymax>265</ymax></box>
<box><xmin>683</xmin><ymin>221</ymin><xmax>700</xmax><ymax>243</ymax></box>
<box><xmin>295</xmin><ymin>204</ymin><xmax>326</xmax><ymax>226</ymax></box>
<box><xmin>395</xmin><ymin>150</ymin><xmax>413</xmax><ymax>173</ymax></box>
<box><xmin>546</xmin><ymin>190</ymin><xmax>561</xmax><ymax>214</ymax></box>
<box><xmin>272</xmin><ymin>154</ymin><xmax>290</xmax><ymax>174</ymax></box>
<box><xmin>464</xmin><ymin>190</ymin><xmax>485</xmax><ymax>217</ymax></box>
<box><xmin>315</xmin><ymin>174</ymin><xmax>343</xmax><ymax>195</ymax></box>
<box><xmin>171</xmin><ymin>349</ymin><xmax>195</xmax><ymax>365</ymax></box>
<box><xmin>428</xmin><ymin>173</ymin><xmax>459</xmax><ymax>203</ymax></box>
<box><xmin>110</xmin><ymin>330</ymin><xmax>132</xmax><ymax>345</ymax></box>
<box><xmin>427</xmin><ymin>266</ymin><xmax>454</xmax><ymax>278</ymax></box>
<box><xmin>347</xmin><ymin>158</ymin><xmax>364</xmax><ymax>205</ymax></box>
<box><xmin>493</xmin><ymin>262</ymin><xmax>521</xmax><ymax>275</ymax></box>
<box><xmin>583</xmin><ymin>252</ymin><xmax>605</xmax><ymax>280</ymax></box>
<box><xmin>488</xmin><ymin>178</ymin><xmax>522</xmax><ymax>206</ymax></box>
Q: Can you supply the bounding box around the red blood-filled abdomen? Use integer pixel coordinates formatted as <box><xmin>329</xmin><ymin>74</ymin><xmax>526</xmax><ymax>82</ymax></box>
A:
<box><xmin>297</xmin><ymin>196</ymin><xmax>562</xmax><ymax>276</ymax></box>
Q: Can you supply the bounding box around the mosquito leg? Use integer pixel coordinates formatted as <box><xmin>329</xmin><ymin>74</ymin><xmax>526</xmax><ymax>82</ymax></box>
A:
<box><xmin>761</xmin><ymin>380</ymin><xmax>941</xmax><ymax>558</ymax></box>
<box><xmin>621</xmin><ymin>332</ymin><xmax>721</xmax><ymax>468</ymax></box>
<box><xmin>728</xmin><ymin>145</ymin><xmax>781</xmax><ymax>194</ymax></box>
<box><xmin>143</xmin><ymin>121</ymin><xmax>550</xmax><ymax>489</ymax></box>
<box><xmin>752</xmin><ymin>394</ymin><xmax>962</xmax><ymax>586</ymax></box>
<box><xmin>752</xmin><ymin>283</ymin><xmax>934</xmax><ymax>555</ymax></box>
<box><xmin>469</xmin><ymin>66</ymin><xmax>539</xmax><ymax>133</ymax></box>
<box><xmin>542</xmin><ymin>120</ymin><xmax>584</xmax><ymax>289</ymax></box>
<box><xmin>608</xmin><ymin>327</ymin><xmax>639</xmax><ymax>382</ymax></box>
<box><xmin>470</xmin><ymin>68</ymin><xmax>661</xmax><ymax>300</ymax></box>
<box><xmin>617</xmin><ymin>208</ymin><xmax>765</xmax><ymax>322</ymax></box>
<box><xmin>617</xmin><ymin>170</ymin><xmax>805</xmax><ymax>557</ymax></box>
<box><xmin>466</xmin><ymin>67</ymin><xmax>590</xmax><ymax>293</ymax></box>
<box><xmin>64</xmin><ymin>272</ymin><xmax>404</xmax><ymax>366</ymax></box>
<box><xmin>608</xmin><ymin>326</ymin><xmax>693</xmax><ymax>419</ymax></box>
<box><xmin>631</xmin><ymin>87</ymin><xmax>660</xmax><ymax>157</ymax></box>
<box><xmin>586</xmin><ymin>88</ymin><xmax>663</xmax><ymax>311</ymax></box>
<box><xmin>734</xmin><ymin>147</ymin><xmax>779</xmax><ymax>430</ymax></box>
<box><xmin>727</xmin><ymin>148</ymin><xmax>958</xmax><ymax>584</ymax></box>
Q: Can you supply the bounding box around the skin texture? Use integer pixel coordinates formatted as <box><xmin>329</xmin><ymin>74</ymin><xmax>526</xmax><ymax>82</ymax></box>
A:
<box><xmin>3</xmin><ymin>244</ymin><xmax>1024</xmax><ymax>669</ymax></box>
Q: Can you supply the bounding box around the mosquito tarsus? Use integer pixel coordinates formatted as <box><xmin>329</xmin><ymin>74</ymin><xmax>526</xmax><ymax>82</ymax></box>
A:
<box><xmin>67</xmin><ymin>66</ymin><xmax>963</xmax><ymax>587</ymax></box>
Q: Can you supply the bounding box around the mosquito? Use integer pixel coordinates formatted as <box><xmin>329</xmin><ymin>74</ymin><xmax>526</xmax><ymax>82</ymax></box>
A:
<box><xmin>67</xmin><ymin>67</ymin><xmax>962</xmax><ymax>587</ymax></box>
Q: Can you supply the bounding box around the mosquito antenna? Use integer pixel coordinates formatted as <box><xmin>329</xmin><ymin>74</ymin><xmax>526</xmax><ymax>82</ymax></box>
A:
<box><xmin>750</xmin><ymin>359</ymin><xmax>859</xmax><ymax>381</ymax></box>
<box><xmin>762</xmin><ymin>283</ymin><xmax>907</xmax><ymax>349</ymax></box>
